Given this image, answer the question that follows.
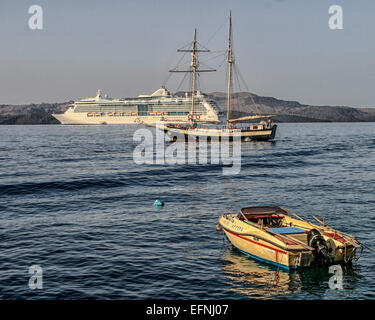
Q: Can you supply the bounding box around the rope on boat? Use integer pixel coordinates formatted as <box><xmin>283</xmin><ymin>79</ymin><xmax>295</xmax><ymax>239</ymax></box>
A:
<box><xmin>357</xmin><ymin>241</ymin><xmax>375</xmax><ymax>254</ymax></box>
<box><xmin>343</xmin><ymin>244</ymin><xmax>350</xmax><ymax>264</ymax></box>
<box><xmin>290</xmin><ymin>212</ymin><xmax>305</xmax><ymax>221</ymax></box>
<box><xmin>354</xmin><ymin>245</ymin><xmax>363</xmax><ymax>262</ymax></box>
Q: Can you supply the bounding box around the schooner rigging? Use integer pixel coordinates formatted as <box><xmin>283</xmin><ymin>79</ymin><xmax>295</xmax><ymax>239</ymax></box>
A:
<box><xmin>158</xmin><ymin>11</ymin><xmax>277</xmax><ymax>141</ymax></box>
<box><xmin>169</xmin><ymin>28</ymin><xmax>216</xmax><ymax>122</ymax></box>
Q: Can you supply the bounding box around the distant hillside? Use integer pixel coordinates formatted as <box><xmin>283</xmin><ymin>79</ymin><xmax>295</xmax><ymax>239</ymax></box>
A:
<box><xmin>0</xmin><ymin>102</ymin><xmax>71</xmax><ymax>124</ymax></box>
<box><xmin>0</xmin><ymin>93</ymin><xmax>374</xmax><ymax>124</ymax></box>
<box><xmin>207</xmin><ymin>92</ymin><xmax>375</xmax><ymax>123</ymax></box>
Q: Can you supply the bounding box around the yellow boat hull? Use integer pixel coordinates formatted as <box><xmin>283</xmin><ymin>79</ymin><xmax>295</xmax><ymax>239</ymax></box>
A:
<box><xmin>218</xmin><ymin>207</ymin><xmax>360</xmax><ymax>270</ymax></box>
<box><xmin>222</xmin><ymin>228</ymin><xmax>314</xmax><ymax>269</ymax></box>
<box><xmin>219</xmin><ymin>216</ymin><xmax>313</xmax><ymax>269</ymax></box>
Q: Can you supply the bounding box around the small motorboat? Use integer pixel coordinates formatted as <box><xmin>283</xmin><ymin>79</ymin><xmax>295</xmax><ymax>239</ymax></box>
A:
<box><xmin>217</xmin><ymin>206</ymin><xmax>362</xmax><ymax>270</ymax></box>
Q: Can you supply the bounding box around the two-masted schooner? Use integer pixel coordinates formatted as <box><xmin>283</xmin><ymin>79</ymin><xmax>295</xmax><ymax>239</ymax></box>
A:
<box><xmin>157</xmin><ymin>12</ymin><xmax>277</xmax><ymax>141</ymax></box>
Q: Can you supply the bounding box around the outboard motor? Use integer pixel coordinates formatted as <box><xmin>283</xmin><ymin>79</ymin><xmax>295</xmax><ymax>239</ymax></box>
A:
<box><xmin>307</xmin><ymin>229</ymin><xmax>331</xmax><ymax>265</ymax></box>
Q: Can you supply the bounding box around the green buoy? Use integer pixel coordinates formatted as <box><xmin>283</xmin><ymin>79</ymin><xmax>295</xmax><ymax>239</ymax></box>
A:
<box><xmin>154</xmin><ymin>200</ymin><xmax>164</xmax><ymax>207</ymax></box>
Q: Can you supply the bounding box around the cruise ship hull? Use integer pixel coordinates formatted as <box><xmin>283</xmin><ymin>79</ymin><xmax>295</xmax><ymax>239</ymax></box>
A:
<box><xmin>52</xmin><ymin>102</ymin><xmax>220</xmax><ymax>125</ymax></box>
<box><xmin>52</xmin><ymin>88</ymin><xmax>221</xmax><ymax>125</ymax></box>
<box><xmin>52</xmin><ymin>113</ymin><xmax>219</xmax><ymax>125</ymax></box>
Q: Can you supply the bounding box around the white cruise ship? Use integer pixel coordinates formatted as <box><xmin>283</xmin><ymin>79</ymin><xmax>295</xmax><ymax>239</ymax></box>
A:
<box><xmin>52</xmin><ymin>87</ymin><xmax>220</xmax><ymax>125</ymax></box>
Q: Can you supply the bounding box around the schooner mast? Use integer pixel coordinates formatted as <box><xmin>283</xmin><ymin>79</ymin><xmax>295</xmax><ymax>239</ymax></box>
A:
<box><xmin>226</xmin><ymin>11</ymin><xmax>233</xmax><ymax>129</ymax></box>
<box><xmin>170</xmin><ymin>28</ymin><xmax>215</xmax><ymax>122</ymax></box>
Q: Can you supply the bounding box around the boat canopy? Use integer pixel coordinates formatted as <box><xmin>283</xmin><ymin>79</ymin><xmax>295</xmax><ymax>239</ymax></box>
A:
<box><xmin>240</xmin><ymin>206</ymin><xmax>288</xmax><ymax>219</ymax></box>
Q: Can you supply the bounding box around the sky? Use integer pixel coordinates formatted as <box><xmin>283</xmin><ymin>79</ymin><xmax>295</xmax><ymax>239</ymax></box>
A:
<box><xmin>0</xmin><ymin>0</ymin><xmax>374</xmax><ymax>107</ymax></box>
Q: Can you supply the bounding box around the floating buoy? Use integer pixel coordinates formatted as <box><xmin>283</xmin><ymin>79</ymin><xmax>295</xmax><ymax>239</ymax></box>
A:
<box><xmin>154</xmin><ymin>199</ymin><xmax>164</xmax><ymax>207</ymax></box>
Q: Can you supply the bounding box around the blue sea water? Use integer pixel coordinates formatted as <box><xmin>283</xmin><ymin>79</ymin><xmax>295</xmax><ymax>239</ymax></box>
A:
<box><xmin>0</xmin><ymin>123</ymin><xmax>374</xmax><ymax>299</ymax></box>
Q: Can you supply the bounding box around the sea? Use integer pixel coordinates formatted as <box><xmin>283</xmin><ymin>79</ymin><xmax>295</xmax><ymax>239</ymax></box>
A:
<box><xmin>0</xmin><ymin>123</ymin><xmax>374</xmax><ymax>299</ymax></box>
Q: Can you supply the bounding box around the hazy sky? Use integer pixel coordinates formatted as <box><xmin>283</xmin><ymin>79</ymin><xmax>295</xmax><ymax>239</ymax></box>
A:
<box><xmin>0</xmin><ymin>0</ymin><xmax>374</xmax><ymax>107</ymax></box>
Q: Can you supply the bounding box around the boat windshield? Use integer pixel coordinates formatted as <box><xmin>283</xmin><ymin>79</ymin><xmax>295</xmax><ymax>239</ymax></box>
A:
<box><xmin>241</xmin><ymin>206</ymin><xmax>287</xmax><ymax>216</ymax></box>
<box><xmin>239</xmin><ymin>206</ymin><xmax>288</xmax><ymax>228</ymax></box>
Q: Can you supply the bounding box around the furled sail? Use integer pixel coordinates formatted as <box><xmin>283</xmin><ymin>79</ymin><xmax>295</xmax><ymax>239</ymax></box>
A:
<box><xmin>228</xmin><ymin>114</ymin><xmax>275</xmax><ymax>122</ymax></box>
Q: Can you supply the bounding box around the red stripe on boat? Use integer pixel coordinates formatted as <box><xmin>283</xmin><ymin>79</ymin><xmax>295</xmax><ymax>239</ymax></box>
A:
<box><xmin>324</xmin><ymin>232</ymin><xmax>347</xmax><ymax>242</ymax></box>
<box><xmin>224</xmin><ymin>228</ymin><xmax>287</xmax><ymax>254</ymax></box>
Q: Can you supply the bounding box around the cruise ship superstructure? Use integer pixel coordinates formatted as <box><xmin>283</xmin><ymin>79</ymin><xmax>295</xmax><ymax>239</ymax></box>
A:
<box><xmin>52</xmin><ymin>87</ymin><xmax>220</xmax><ymax>125</ymax></box>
